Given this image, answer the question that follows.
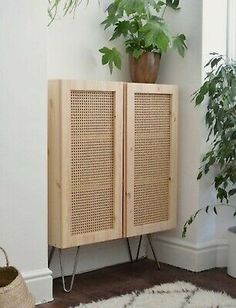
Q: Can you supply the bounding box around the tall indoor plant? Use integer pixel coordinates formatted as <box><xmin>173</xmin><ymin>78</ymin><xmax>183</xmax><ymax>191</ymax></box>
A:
<box><xmin>182</xmin><ymin>53</ymin><xmax>236</xmax><ymax>277</ymax></box>
<box><xmin>99</xmin><ymin>0</ymin><xmax>187</xmax><ymax>82</ymax></box>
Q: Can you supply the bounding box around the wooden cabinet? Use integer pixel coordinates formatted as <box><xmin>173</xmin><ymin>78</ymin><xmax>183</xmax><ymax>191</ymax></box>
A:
<box><xmin>48</xmin><ymin>80</ymin><xmax>178</xmax><ymax>249</ymax></box>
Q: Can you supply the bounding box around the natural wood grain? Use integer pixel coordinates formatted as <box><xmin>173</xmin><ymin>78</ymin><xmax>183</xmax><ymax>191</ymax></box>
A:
<box><xmin>169</xmin><ymin>86</ymin><xmax>178</xmax><ymax>229</ymax></box>
<box><xmin>48</xmin><ymin>80</ymin><xmax>123</xmax><ymax>248</ymax></box>
<box><xmin>48</xmin><ymin>80</ymin><xmax>178</xmax><ymax>246</ymax></box>
<box><xmin>48</xmin><ymin>80</ymin><xmax>62</xmax><ymax>247</ymax></box>
<box><xmin>124</xmin><ymin>83</ymin><xmax>178</xmax><ymax>237</ymax></box>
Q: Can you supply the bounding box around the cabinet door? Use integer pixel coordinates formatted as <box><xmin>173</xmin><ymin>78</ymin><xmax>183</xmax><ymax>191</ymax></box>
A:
<box><xmin>61</xmin><ymin>81</ymin><xmax>123</xmax><ymax>248</ymax></box>
<box><xmin>124</xmin><ymin>83</ymin><xmax>178</xmax><ymax>237</ymax></box>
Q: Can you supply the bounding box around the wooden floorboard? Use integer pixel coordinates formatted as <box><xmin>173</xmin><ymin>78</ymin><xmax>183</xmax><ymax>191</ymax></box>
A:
<box><xmin>38</xmin><ymin>259</ymin><xmax>236</xmax><ymax>307</ymax></box>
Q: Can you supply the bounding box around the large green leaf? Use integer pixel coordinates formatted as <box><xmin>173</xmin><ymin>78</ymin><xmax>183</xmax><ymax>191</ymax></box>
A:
<box><xmin>106</xmin><ymin>0</ymin><xmax>120</xmax><ymax>15</ymax></box>
<box><xmin>101</xmin><ymin>14</ymin><xmax>119</xmax><ymax>30</ymax></box>
<box><xmin>118</xmin><ymin>0</ymin><xmax>146</xmax><ymax>15</ymax></box>
<box><xmin>140</xmin><ymin>20</ymin><xmax>171</xmax><ymax>53</ymax></box>
<box><xmin>110</xmin><ymin>21</ymin><xmax>131</xmax><ymax>40</ymax></box>
<box><xmin>99</xmin><ymin>47</ymin><xmax>121</xmax><ymax>74</ymax></box>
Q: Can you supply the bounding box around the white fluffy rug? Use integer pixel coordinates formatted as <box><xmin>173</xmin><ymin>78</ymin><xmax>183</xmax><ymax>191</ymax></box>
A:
<box><xmin>75</xmin><ymin>281</ymin><xmax>236</xmax><ymax>308</ymax></box>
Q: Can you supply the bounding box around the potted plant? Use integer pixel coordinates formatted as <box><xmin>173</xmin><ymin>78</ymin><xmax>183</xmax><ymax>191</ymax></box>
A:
<box><xmin>99</xmin><ymin>0</ymin><xmax>187</xmax><ymax>82</ymax></box>
<box><xmin>182</xmin><ymin>53</ymin><xmax>236</xmax><ymax>277</ymax></box>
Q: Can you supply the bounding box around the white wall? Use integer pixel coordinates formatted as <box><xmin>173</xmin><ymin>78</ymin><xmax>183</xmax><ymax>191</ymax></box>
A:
<box><xmin>227</xmin><ymin>0</ymin><xmax>236</xmax><ymax>59</ymax></box>
<box><xmin>200</xmin><ymin>0</ymin><xmax>232</xmax><ymax>244</ymax></box>
<box><xmin>47</xmin><ymin>1</ymin><xmax>129</xmax><ymax>81</ymax></box>
<box><xmin>214</xmin><ymin>0</ymin><xmax>236</xmax><ymax>242</ymax></box>
<box><xmin>0</xmin><ymin>0</ymin><xmax>52</xmax><ymax>304</ymax></box>
<box><xmin>151</xmin><ymin>0</ymin><xmax>232</xmax><ymax>271</ymax></box>
<box><xmin>158</xmin><ymin>0</ymin><xmax>204</xmax><ymax>243</ymax></box>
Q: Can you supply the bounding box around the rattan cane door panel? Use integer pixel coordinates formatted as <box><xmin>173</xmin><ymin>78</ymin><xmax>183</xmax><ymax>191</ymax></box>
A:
<box><xmin>48</xmin><ymin>80</ymin><xmax>123</xmax><ymax>248</ymax></box>
<box><xmin>124</xmin><ymin>83</ymin><xmax>178</xmax><ymax>237</ymax></box>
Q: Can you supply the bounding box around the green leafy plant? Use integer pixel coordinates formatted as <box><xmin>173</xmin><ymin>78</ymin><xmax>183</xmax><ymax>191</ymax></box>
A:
<box><xmin>182</xmin><ymin>53</ymin><xmax>236</xmax><ymax>238</ymax></box>
<box><xmin>48</xmin><ymin>0</ymin><xmax>93</xmax><ymax>25</ymax></box>
<box><xmin>99</xmin><ymin>0</ymin><xmax>187</xmax><ymax>73</ymax></box>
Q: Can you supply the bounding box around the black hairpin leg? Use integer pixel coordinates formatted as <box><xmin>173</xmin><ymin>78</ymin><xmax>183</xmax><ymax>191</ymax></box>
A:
<box><xmin>126</xmin><ymin>238</ymin><xmax>133</xmax><ymax>263</ymax></box>
<box><xmin>48</xmin><ymin>246</ymin><xmax>55</xmax><ymax>267</ymax></box>
<box><xmin>136</xmin><ymin>235</ymin><xmax>143</xmax><ymax>261</ymax></box>
<box><xmin>147</xmin><ymin>234</ymin><xmax>161</xmax><ymax>270</ymax></box>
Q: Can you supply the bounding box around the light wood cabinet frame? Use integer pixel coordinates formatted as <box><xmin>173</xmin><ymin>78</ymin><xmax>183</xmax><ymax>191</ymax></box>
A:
<box><xmin>124</xmin><ymin>83</ymin><xmax>178</xmax><ymax>237</ymax></box>
<box><xmin>48</xmin><ymin>80</ymin><xmax>178</xmax><ymax>249</ymax></box>
<box><xmin>48</xmin><ymin>80</ymin><xmax>123</xmax><ymax>248</ymax></box>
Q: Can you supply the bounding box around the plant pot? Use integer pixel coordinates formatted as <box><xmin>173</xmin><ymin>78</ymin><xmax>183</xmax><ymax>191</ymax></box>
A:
<box><xmin>227</xmin><ymin>226</ymin><xmax>236</xmax><ymax>278</ymax></box>
<box><xmin>129</xmin><ymin>52</ymin><xmax>161</xmax><ymax>83</ymax></box>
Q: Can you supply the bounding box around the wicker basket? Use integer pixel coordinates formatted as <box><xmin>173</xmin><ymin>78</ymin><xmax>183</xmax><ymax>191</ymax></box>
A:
<box><xmin>0</xmin><ymin>247</ymin><xmax>35</xmax><ymax>308</ymax></box>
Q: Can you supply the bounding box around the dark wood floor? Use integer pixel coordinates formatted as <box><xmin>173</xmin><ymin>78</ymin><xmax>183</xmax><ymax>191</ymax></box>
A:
<box><xmin>38</xmin><ymin>259</ymin><xmax>236</xmax><ymax>307</ymax></box>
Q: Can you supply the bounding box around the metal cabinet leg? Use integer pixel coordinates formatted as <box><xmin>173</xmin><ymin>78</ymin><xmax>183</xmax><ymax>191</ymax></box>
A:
<box><xmin>48</xmin><ymin>234</ymin><xmax>160</xmax><ymax>293</ymax></box>
<box><xmin>126</xmin><ymin>238</ymin><xmax>133</xmax><ymax>263</ymax></box>
<box><xmin>126</xmin><ymin>235</ymin><xmax>143</xmax><ymax>262</ymax></box>
<box><xmin>48</xmin><ymin>246</ymin><xmax>80</xmax><ymax>293</ymax></box>
<box><xmin>58</xmin><ymin>246</ymin><xmax>80</xmax><ymax>293</ymax></box>
<box><xmin>48</xmin><ymin>246</ymin><xmax>55</xmax><ymax>267</ymax></box>
<box><xmin>147</xmin><ymin>234</ymin><xmax>161</xmax><ymax>270</ymax></box>
<box><xmin>136</xmin><ymin>235</ymin><xmax>143</xmax><ymax>261</ymax></box>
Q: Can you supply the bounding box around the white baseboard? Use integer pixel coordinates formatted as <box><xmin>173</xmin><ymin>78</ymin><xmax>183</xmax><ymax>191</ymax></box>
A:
<box><xmin>148</xmin><ymin>235</ymin><xmax>228</xmax><ymax>272</ymax></box>
<box><xmin>22</xmin><ymin>268</ymin><xmax>53</xmax><ymax>305</ymax></box>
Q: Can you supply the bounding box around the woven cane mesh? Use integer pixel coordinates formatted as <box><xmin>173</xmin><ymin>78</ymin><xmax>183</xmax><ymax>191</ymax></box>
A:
<box><xmin>70</xmin><ymin>90</ymin><xmax>114</xmax><ymax>235</ymax></box>
<box><xmin>134</xmin><ymin>93</ymin><xmax>171</xmax><ymax>226</ymax></box>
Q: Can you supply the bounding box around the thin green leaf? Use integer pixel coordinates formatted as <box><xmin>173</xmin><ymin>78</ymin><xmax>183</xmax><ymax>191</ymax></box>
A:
<box><xmin>197</xmin><ymin>171</ymin><xmax>203</xmax><ymax>180</ymax></box>
<box><xmin>195</xmin><ymin>94</ymin><xmax>204</xmax><ymax>105</ymax></box>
